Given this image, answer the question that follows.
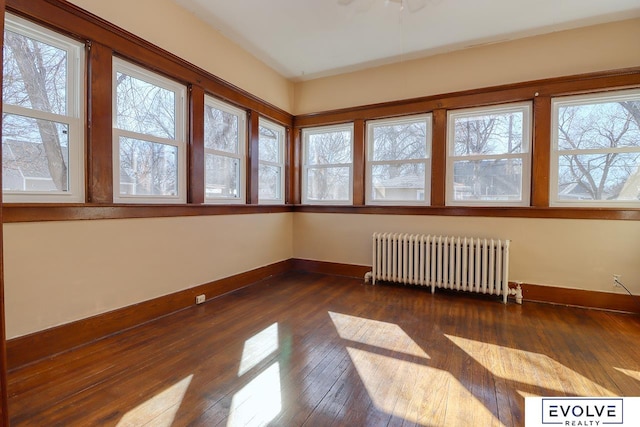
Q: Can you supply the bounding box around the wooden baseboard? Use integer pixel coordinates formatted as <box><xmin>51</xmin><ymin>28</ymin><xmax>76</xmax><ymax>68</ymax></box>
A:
<box><xmin>8</xmin><ymin>258</ymin><xmax>638</xmax><ymax>371</ymax></box>
<box><xmin>511</xmin><ymin>282</ymin><xmax>640</xmax><ymax>314</ymax></box>
<box><xmin>292</xmin><ymin>259</ymin><xmax>640</xmax><ymax>315</ymax></box>
<box><xmin>291</xmin><ymin>258</ymin><xmax>370</xmax><ymax>279</ymax></box>
<box><xmin>7</xmin><ymin>259</ymin><xmax>292</xmax><ymax>371</ymax></box>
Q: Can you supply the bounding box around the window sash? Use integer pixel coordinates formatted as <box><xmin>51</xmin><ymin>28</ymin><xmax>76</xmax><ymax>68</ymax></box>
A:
<box><xmin>302</xmin><ymin>124</ymin><xmax>354</xmax><ymax>205</ymax></box>
<box><xmin>258</xmin><ymin>118</ymin><xmax>285</xmax><ymax>204</ymax></box>
<box><xmin>550</xmin><ymin>89</ymin><xmax>640</xmax><ymax>207</ymax></box>
<box><xmin>446</xmin><ymin>102</ymin><xmax>532</xmax><ymax>207</ymax></box>
<box><xmin>366</xmin><ymin>114</ymin><xmax>431</xmax><ymax>206</ymax></box>
<box><xmin>112</xmin><ymin>57</ymin><xmax>186</xmax><ymax>204</ymax></box>
<box><xmin>2</xmin><ymin>14</ymin><xmax>85</xmax><ymax>203</ymax></box>
<box><xmin>203</xmin><ymin>95</ymin><xmax>247</xmax><ymax>203</ymax></box>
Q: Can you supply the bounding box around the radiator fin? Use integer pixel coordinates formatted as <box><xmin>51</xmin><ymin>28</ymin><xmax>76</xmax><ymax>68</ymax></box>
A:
<box><xmin>371</xmin><ymin>233</ymin><xmax>510</xmax><ymax>303</ymax></box>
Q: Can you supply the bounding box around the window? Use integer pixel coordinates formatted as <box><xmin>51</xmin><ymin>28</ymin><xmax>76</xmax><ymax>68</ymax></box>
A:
<box><xmin>551</xmin><ymin>89</ymin><xmax>640</xmax><ymax>207</ymax></box>
<box><xmin>302</xmin><ymin>124</ymin><xmax>353</xmax><ymax>204</ymax></box>
<box><xmin>446</xmin><ymin>103</ymin><xmax>531</xmax><ymax>206</ymax></box>
<box><xmin>258</xmin><ymin>118</ymin><xmax>285</xmax><ymax>204</ymax></box>
<box><xmin>113</xmin><ymin>58</ymin><xmax>186</xmax><ymax>203</ymax></box>
<box><xmin>366</xmin><ymin>114</ymin><xmax>432</xmax><ymax>205</ymax></box>
<box><xmin>2</xmin><ymin>14</ymin><xmax>84</xmax><ymax>203</ymax></box>
<box><xmin>203</xmin><ymin>96</ymin><xmax>246</xmax><ymax>203</ymax></box>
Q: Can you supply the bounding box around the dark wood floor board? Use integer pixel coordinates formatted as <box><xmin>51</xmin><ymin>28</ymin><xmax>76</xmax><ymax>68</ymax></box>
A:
<box><xmin>7</xmin><ymin>272</ymin><xmax>640</xmax><ymax>426</ymax></box>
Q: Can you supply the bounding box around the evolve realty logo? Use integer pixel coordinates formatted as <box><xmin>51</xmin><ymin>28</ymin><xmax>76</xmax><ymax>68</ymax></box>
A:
<box><xmin>542</xmin><ymin>398</ymin><xmax>623</xmax><ymax>426</ymax></box>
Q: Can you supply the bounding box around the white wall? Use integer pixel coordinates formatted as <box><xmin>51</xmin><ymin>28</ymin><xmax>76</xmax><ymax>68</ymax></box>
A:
<box><xmin>4</xmin><ymin>213</ymin><xmax>293</xmax><ymax>338</ymax></box>
<box><xmin>293</xmin><ymin>213</ymin><xmax>640</xmax><ymax>295</ymax></box>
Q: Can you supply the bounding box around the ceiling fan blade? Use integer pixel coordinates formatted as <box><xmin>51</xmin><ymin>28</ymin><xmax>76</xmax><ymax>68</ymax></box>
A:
<box><xmin>405</xmin><ymin>0</ymin><xmax>427</xmax><ymax>13</ymax></box>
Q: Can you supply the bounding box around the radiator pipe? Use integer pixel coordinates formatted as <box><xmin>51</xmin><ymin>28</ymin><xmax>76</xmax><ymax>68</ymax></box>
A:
<box><xmin>509</xmin><ymin>282</ymin><xmax>523</xmax><ymax>304</ymax></box>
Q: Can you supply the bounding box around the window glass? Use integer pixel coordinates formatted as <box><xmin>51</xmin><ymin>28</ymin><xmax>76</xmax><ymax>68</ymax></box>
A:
<box><xmin>113</xmin><ymin>58</ymin><xmax>186</xmax><ymax>203</ymax></box>
<box><xmin>258</xmin><ymin>119</ymin><xmax>285</xmax><ymax>204</ymax></box>
<box><xmin>2</xmin><ymin>14</ymin><xmax>84</xmax><ymax>202</ymax></box>
<box><xmin>367</xmin><ymin>114</ymin><xmax>431</xmax><ymax>205</ymax></box>
<box><xmin>302</xmin><ymin>125</ymin><xmax>353</xmax><ymax>204</ymax></box>
<box><xmin>446</xmin><ymin>103</ymin><xmax>531</xmax><ymax>206</ymax></box>
<box><xmin>552</xmin><ymin>90</ymin><xmax>640</xmax><ymax>206</ymax></box>
<box><xmin>204</xmin><ymin>96</ymin><xmax>246</xmax><ymax>203</ymax></box>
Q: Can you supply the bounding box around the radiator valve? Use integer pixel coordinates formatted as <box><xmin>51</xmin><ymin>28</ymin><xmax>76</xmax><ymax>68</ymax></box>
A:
<box><xmin>364</xmin><ymin>271</ymin><xmax>373</xmax><ymax>284</ymax></box>
<box><xmin>508</xmin><ymin>282</ymin><xmax>523</xmax><ymax>304</ymax></box>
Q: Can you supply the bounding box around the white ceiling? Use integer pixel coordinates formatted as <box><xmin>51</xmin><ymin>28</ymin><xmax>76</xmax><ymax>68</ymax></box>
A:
<box><xmin>172</xmin><ymin>0</ymin><xmax>640</xmax><ymax>81</ymax></box>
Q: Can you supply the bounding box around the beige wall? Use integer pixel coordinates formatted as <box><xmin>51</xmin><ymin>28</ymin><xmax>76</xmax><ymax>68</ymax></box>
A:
<box><xmin>4</xmin><ymin>213</ymin><xmax>293</xmax><ymax>339</ymax></box>
<box><xmin>293</xmin><ymin>18</ymin><xmax>640</xmax><ymax>114</ymax></box>
<box><xmin>68</xmin><ymin>0</ymin><xmax>294</xmax><ymax>113</ymax></box>
<box><xmin>293</xmin><ymin>213</ymin><xmax>640</xmax><ymax>295</ymax></box>
<box><xmin>4</xmin><ymin>7</ymin><xmax>639</xmax><ymax>341</ymax></box>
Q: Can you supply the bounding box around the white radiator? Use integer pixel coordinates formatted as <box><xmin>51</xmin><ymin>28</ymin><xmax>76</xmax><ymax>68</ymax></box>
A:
<box><xmin>370</xmin><ymin>232</ymin><xmax>511</xmax><ymax>303</ymax></box>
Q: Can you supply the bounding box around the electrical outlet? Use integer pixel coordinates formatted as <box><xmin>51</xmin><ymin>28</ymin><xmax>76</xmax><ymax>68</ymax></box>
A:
<box><xmin>195</xmin><ymin>294</ymin><xmax>206</xmax><ymax>304</ymax></box>
<box><xmin>613</xmin><ymin>274</ymin><xmax>621</xmax><ymax>287</ymax></box>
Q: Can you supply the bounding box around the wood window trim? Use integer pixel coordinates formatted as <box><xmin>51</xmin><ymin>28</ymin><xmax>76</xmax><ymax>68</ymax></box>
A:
<box><xmin>3</xmin><ymin>1</ymin><xmax>640</xmax><ymax>222</ymax></box>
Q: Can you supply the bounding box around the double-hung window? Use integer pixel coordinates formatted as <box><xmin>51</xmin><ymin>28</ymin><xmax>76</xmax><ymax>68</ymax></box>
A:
<box><xmin>203</xmin><ymin>96</ymin><xmax>246</xmax><ymax>203</ymax></box>
<box><xmin>366</xmin><ymin>114</ymin><xmax>432</xmax><ymax>205</ymax></box>
<box><xmin>113</xmin><ymin>58</ymin><xmax>186</xmax><ymax>203</ymax></box>
<box><xmin>551</xmin><ymin>89</ymin><xmax>640</xmax><ymax>207</ymax></box>
<box><xmin>2</xmin><ymin>14</ymin><xmax>84</xmax><ymax>202</ymax></box>
<box><xmin>446</xmin><ymin>103</ymin><xmax>531</xmax><ymax>206</ymax></box>
<box><xmin>258</xmin><ymin>118</ymin><xmax>285</xmax><ymax>204</ymax></box>
<box><xmin>302</xmin><ymin>124</ymin><xmax>353</xmax><ymax>204</ymax></box>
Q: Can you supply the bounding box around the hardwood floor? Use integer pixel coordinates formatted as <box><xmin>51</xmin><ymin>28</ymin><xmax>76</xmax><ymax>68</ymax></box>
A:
<box><xmin>8</xmin><ymin>272</ymin><xmax>640</xmax><ymax>426</ymax></box>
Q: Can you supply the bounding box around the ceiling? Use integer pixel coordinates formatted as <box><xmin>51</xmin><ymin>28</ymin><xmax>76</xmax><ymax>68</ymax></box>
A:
<box><xmin>172</xmin><ymin>0</ymin><xmax>640</xmax><ymax>82</ymax></box>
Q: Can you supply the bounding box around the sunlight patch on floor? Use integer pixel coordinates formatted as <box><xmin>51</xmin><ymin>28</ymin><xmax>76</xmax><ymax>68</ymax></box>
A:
<box><xmin>116</xmin><ymin>374</ymin><xmax>193</xmax><ymax>427</ymax></box>
<box><xmin>238</xmin><ymin>323</ymin><xmax>279</xmax><ymax>376</ymax></box>
<box><xmin>445</xmin><ymin>334</ymin><xmax>616</xmax><ymax>397</ymax></box>
<box><xmin>346</xmin><ymin>347</ymin><xmax>503</xmax><ymax>426</ymax></box>
<box><xmin>227</xmin><ymin>362</ymin><xmax>282</xmax><ymax>427</ymax></box>
<box><xmin>329</xmin><ymin>311</ymin><xmax>429</xmax><ymax>359</ymax></box>
<box><xmin>614</xmin><ymin>367</ymin><xmax>640</xmax><ymax>382</ymax></box>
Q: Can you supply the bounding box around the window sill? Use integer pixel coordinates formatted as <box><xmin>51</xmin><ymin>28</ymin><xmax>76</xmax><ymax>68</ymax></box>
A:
<box><xmin>2</xmin><ymin>203</ymin><xmax>291</xmax><ymax>223</ymax></box>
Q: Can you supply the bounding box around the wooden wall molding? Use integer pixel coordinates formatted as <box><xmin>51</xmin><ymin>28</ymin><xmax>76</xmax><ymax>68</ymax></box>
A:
<box><xmin>292</xmin><ymin>205</ymin><xmax>640</xmax><ymax>221</ymax></box>
<box><xmin>3</xmin><ymin>204</ymin><xmax>291</xmax><ymax>223</ymax></box>
<box><xmin>6</xmin><ymin>260</ymin><xmax>293</xmax><ymax>370</ymax></box>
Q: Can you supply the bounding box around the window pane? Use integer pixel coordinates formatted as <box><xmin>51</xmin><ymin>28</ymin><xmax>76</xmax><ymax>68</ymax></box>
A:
<box><xmin>557</xmin><ymin>153</ymin><xmax>640</xmax><ymax>201</ymax></box>
<box><xmin>2</xmin><ymin>113</ymin><xmax>69</xmax><ymax>192</ymax></box>
<box><xmin>116</xmin><ymin>72</ymin><xmax>176</xmax><ymax>139</ymax></box>
<box><xmin>452</xmin><ymin>159</ymin><xmax>523</xmax><ymax>202</ymax></box>
<box><xmin>204</xmin><ymin>104</ymin><xmax>238</xmax><ymax>153</ymax></box>
<box><xmin>3</xmin><ymin>30</ymin><xmax>67</xmax><ymax>115</ymax></box>
<box><xmin>259</xmin><ymin>164</ymin><xmax>281</xmax><ymax>200</ymax></box>
<box><xmin>259</xmin><ymin>125</ymin><xmax>279</xmax><ymax>163</ymax></box>
<box><xmin>119</xmin><ymin>137</ymin><xmax>177</xmax><ymax>196</ymax></box>
<box><xmin>306</xmin><ymin>167</ymin><xmax>350</xmax><ymax>201</ymax></box>
<box><xmin>557</xmin><ymin>101</ymin><xmax>640</xmax><ymax>151</ymax></box>
<box><xmin>206</xmin><ymin>153</ymin><xmax>240</xmax><ymax>199</ymax></box>
<box><xmin>372</xmin><ymin>121</ymin><xmax>427</xmax><ymax>161</ymax></box>
<box><xmin>307</xmin><ymin>131</ymin><xmax>351</xmax><ymax>165</ymax></box>
<box><xmin>453</xmin><ymin>111</ymin><xmax>524</xmax><ymax>156</ymax></box>
<box><xmin>371</xmin><ymin>163</ymin><xmax>425</xmax><ymax>202</ymax></box>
